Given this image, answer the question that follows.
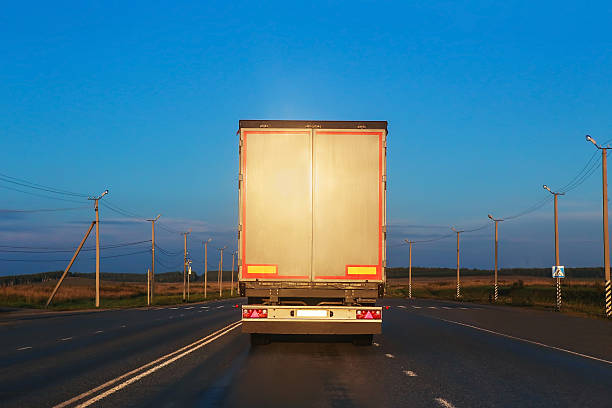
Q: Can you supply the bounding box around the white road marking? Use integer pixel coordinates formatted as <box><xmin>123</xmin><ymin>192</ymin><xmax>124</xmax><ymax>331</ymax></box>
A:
<box><xmin>385</xmin><ymin>353</ymin><xmax>395</xmax><ymax>358</ymax></box>
<box><xmin>54</xmin><ymin>321</ymin><xmax>241</xmax><ymax>408</ymax></box>
<box><xmin>403</xmin><ymin>370</ymin><xmax>417</xmax><ymax>377</ymax></box>
<box><xmin>200</xmin><ymin>306</ymin><xmax>209</xmax><ymax>309</ymax></box>
<box><xmin>120</xmin><ymin>325</ymin><xmax>127</xmax><ymax>328</ymax></box>
<box><xmin>94</xmin><ymin>330</ymin><xmax>103</xmax><ymax>334</ymax></box>
<box><xmin>428</xmin><ymin>306</ymin><xmax>437</xmax><ymax>309</ymax></box>
<box><xmin>435</xmin><ymin>397</ymin><xmax>456</xmax><ymax>408</ymax></box>
<box><xmin>169</xmin><ymin>307</ymin><xmax>179</xmax><ymax>310</ymax></box>
<box><xmin>435</xmin><ymin>317</ymin><xmax>612</xmax><ymax>365</ymax></box>
<box><xmin>442</xmin><ymin>306</ymin><xmax>452</xmax><ymax>309</ymax></box>
<box><xmin>398</xmin><ymin>305</ymin><xmax>407</xmax><ymax>309</ymax></box>
<box><xmin>16</xmin><ymin>346</ymin><xmax>32</xmax><ymax>351</ymax></box>
<box><xmin>185</xmin><ymin>307</ymin><xmax>194</xmax><ymax>310</ymax></box>
<box><xmin>412</xmin><ymin>306</ymin><xmax>422</xmax><ymax>309</ymax></box>
<box><xmin>59</xmin><ymin>337</ymin><xmax>73</xmax><ymax>341</ymax></box>
<box><xmin>216</xmin><ymin>306</ymin><xmax>224</xmax><ymax>309</ymax></box>
<box><xmin>460</xmin><ymin>307</ymin><xmax>469</xmax><ymax>310</ymax></box>
<box><xmin>198</xmin><ymin>310</ymin><xmax>203</xmax><ymax>313</ymax></box>
<box><xmin>373</xmin><ymin>342</ymin><xmax>380</xmax><ymax>347</ymax></box>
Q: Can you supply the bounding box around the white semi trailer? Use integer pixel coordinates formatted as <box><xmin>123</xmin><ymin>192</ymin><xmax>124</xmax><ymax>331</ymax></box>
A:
<box><xmin>237</xmin><ymin>120</ymin><xmax>387</xmax><ymax>345</ymax></box>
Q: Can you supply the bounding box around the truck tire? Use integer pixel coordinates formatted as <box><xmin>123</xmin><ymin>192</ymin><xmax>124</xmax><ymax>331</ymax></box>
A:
<box><xmin>250</xmin><ymin>333</ymin><xmax>270</xmax><ymax>346</ymax></box>
<box><xmin>352</xmin><ymin>334</ymin><xmax>373</xmax><ymax>346</ymax></box>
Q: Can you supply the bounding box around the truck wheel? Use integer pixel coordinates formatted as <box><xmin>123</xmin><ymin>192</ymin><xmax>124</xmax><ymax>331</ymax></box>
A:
<box><xmin>352</xmin><ymin>334</ymin><xmax>373</xmax><ymax>346</ymax></box>
<box><xmin>250</xmin><ymin>333</ymin><xmax>270</xmax><ymax>346</ymax></box>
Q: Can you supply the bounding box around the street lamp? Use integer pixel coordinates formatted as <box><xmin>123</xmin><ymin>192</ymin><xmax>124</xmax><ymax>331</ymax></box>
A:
<box><xmin>488</xmin><ymin>214</ymin><xmax>503</xmax><ymax>302</ymax></box>
<box><xmin>585</xmin><ymin>135</ymin><xmax>612</xmax><ymax>317</ymax></box>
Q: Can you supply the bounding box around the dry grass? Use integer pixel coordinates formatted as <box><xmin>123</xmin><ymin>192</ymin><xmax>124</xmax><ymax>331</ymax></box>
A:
<box><xmin>0</xmin><ymin>277</ymin><xmax>237</xmax><ymax>309</ymax></box>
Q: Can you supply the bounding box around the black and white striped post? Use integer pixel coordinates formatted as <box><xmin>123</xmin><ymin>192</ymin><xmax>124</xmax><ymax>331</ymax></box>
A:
<box><xmin>556</xmin><ymin>277</ymin><xmax>561</xmax><ymax>311</ymax></box>
<box><xmin>488</xmin><ymin>214</ymin><xmax>503</xmax><ymax>302</ymax></box>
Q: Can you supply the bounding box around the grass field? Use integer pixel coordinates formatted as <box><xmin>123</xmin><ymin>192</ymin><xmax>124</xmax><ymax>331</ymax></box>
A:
<box><xmin>0</xmin><ymin>274</ymin><xmax>607</xmax><ymax>318</ymax></box>
<box><xmin>0</xmin><ymin>277</ymin><xmax>238</xmax><ymax>310</ymax></box>
<box><xmin>387</xmin><ymin>275</ymin><xmax>605</xmax><ymax>317</ymax></box>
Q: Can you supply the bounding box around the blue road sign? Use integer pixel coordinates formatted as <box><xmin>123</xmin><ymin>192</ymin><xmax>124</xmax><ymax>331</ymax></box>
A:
<box><xmin>552</xmin><ymin>266</ymin><xmax>565</xmax><ymax>278</ymax></box>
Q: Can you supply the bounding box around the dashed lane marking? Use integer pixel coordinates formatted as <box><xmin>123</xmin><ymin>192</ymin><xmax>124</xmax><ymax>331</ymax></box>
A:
<box><xmin>398</xmin><ymin>305</ymin><xmax>407</xmax><ymax>309</ymax></box>
<box><xmin>185</xmin><ymin>307</ymin><xmax>194</xmax><ymax>310</ymax></box>
<box><xmin>428</xmin><ymin>306</ymin><xmax>437</xmax><ymax>309</ymax></box>
<box><xmin>403</xmin><ymin>370</ymin><xmax>417</xmax><ymax>377</ymax></box>
<box><xmin>16</xmin><ymin>346</ymin><xmax>32</xmax><ymax>351</ymax></box>
<box><xmin>94</xmin><ymin>330</ymin><xmax>103</xmax><ymax>334</ymax></box>
<box><xmin>169</xmin><ymin>307</ymin><xmax>179</xmax><ymax>310</ymax></box>
<box><xmin>200</xmin><ymin>306</ymin><xmax>209</xmax><ymax>309</ymax></box>
<box><xmin>120</xmin><ymin>325</ymin><xmax>127</xmax><ymax>328</ymax></box>
<box><xmin>54</xmin><ymin>321</ymin><xmax>242</xmax><ymax>408</ymax></box>
<box><xmin>215</xmin><ymin>306</ymin><xmax>224</xmax><ymax>309</ymax></box>
<box><xmin>59</xmin><ymin>337</ymin><xmax>73</xmax><ymax>341</ymax></box>
<box><xmin>385</xmin><ymin>353</ymin><xmax>395</xmax><ymax>359</ymax></box>
<box><xmin>435</xmin><ymin>397</ymin><xmax>456</xmax><ymax>408</ymax></box>
<box><xmin>442</xmin><ymin>306</ymin><xmax>452</xmax><ymax>309</ymax></box>
<box><xmin>373</xmin><ymin>342</ymin><xmax>380</xmax><ymax>347</ymax></box>
<box><xmin>412</xmin><ymin>306</ymin><xmax>422</xmax><ymax>309</ymax></box>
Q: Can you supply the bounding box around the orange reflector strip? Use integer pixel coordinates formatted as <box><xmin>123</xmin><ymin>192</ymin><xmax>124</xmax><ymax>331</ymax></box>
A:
<box><xmin>347</xmin><ymin>266</ymin><xmax>377</xmax><ymax>275</ymax></box>
<box><xmin>247</xmin><ymin>265</ymin><xmax>277</xmax><ymax>274</ymax></box>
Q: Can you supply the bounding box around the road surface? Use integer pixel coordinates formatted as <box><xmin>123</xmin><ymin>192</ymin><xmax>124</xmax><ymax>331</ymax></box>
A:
<box><xmin>1</xmin><ymin>297</ymin><xmax>610</xmax><ymax>407</ymax></box>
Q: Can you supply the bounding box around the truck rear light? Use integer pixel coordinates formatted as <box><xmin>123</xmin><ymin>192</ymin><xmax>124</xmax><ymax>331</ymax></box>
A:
<box><xmin>356</xmin><ymin>309</ymin><xmax>381</xmax><ymax>320</ymax></box>
<box><xmin>243</xmin><ymin>308</ymin><xmax>268</xmax><ymax>318</ymax></box>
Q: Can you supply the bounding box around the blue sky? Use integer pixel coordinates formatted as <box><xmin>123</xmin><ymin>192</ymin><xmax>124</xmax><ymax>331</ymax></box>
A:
<box><xmin>1</xmin><ymin>1</ymin><xmax>611</xmax><ymax>275</ymax></box>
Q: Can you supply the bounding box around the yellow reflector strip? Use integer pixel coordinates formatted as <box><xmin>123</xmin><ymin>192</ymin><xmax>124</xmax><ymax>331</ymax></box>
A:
<box><xmin>347</xmin><ymin>266</ymin><xmax>377</xmax><ymax>275</ymax></box>
<box><xmin>248</xmin><ymin>265</ymin><xmax>277</xmax><ymax>274</ymax></box>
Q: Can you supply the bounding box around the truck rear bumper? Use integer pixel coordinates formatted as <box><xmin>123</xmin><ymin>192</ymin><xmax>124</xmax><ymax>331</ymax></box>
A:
<box><xmin>241</xmin><ymin>305</ymin><xmax>382</xmax><ymax>335</ymax></box>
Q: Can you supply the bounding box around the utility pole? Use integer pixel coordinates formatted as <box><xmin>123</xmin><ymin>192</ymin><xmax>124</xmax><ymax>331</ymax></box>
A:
<box><xmin>203</xmin><ymin>239</ymin><xmax>212</xmax><ymax>299</ymax></box>
<box><xmin>182</xmin><ymin>229</ymin><xmax>191</xmax><ymax>302</ymax></box>
<box><xmin>231</xmin><ymin>251</ymin><xmax>235</xmax><ymax>296</ymax></box>
<box><xmin>451</xmin><ymin>227</ymin><xmax>464</xmax><ymax>298</ymax></box>
<box><xmin>488</xmin><ymin>214</ymin><xmax>503</xmax><ymax>302</ymax></box>
<box><xmin>586</xmin><ymin>135</ymin><xmax>612</xmax><ymax>317</ymax></box>
<box><xmin>88</xmin><ymin>189</ymin><xmax>108</xmax><ymax>308</ymax></box>
<box><xmin>544</xmin><ymin>185</ymin><xmax>565</xmax><ymax>311</ymax></box>
<box><xmin>187</xmin><ymin>259</ymin><xmax>192</xmax><ymax>301</ymax></box>
<box><xmin>147</xmin><ymin>268</ymin><xmax>151</xmax><ymax>306</ymax></box>
<box><xmin>146</xmin><ymin>214</ymin><xmax>161</xmax><ymax>304</ymax></box>
<box><xmin>404</xmin><ymin>240</ymin><xmax>414</xmax><ymax>299</ymax></box>
<box><xmin>218</xmin><ymin>246</ymin><xmax>226</xmax><ymax>297</ymax></box>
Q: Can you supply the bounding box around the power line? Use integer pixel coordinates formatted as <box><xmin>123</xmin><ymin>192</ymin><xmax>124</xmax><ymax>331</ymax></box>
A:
<box><xmin>0</xmin><ymin>248</ymin><xmax>152</xmax><ymax>262</ymax></box>
<box><xmin>0</xmin><ymin>184</ymin><xmax>87</xmax><ymax>204</ymax></box>
<box><xmin>0</xmin><ymin>172</ymin><xmax>89</xmax><ymax>197</ymax></box>
<box><xmin>0</xmin><ymin>239</ymin><xmax>151</xmax><ymax>252</ymax></box>
<box><xmin>0</xmin><ymin>206</ymin><xmax>90</xmax><ymax>213</ymax></box>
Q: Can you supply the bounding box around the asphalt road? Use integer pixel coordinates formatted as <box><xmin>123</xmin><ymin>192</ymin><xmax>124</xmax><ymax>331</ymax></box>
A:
<box><xmin>1</xmin><ymin>297</ymin><xmax>610</xmax><ymax>407</ymax></box>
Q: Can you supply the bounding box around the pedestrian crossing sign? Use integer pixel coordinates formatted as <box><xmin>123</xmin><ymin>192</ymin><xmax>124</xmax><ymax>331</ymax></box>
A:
<box><xmin>552</xmin><ymin>266</ymin><xmax>565</xmax><ymax>278</ymax></box>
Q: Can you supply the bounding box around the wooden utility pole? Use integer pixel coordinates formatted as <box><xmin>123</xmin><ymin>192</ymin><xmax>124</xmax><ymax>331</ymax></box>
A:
<box><xmin>585</xmin><ymin>135</ymin><xmax>611</xmax><ymax>317</ymax></box>
<box><xmin>231</xmin><ymin>251</ymin><xmax>235</xmax><ymax>296</ymax></box>
<box><xmin>451</xmin><ymin>227</ymin><xmax>464</xmax><ymax>298</ymax></box>
<box><xmin>146</xmin><ymin>214</ymin><xmax>161</xmax><ymax>304</ymax></box>
<box><xmin>488</xmin><ymin>214</ymin><xmax>503</xmax><ymax>302</ymax></box>
<box><xmin>182</xmin><ymin>230</ymin><xmax>190</xmax><ymax>301</ymax></box>
<box><xmin>404</xmin><ymin>240</ymin><xmax>414</xmax><ymax>299</ymax></box>
<box><xmin>218</xmin><ymin>246</ymin><xmax>226</xmax><ymax>297</ymax></box>
<box><xmin>46</xmin><ymin>221</ymin><xmax>95</xmax><ymax>307</ymax></box>
<box><xmin>544</xmin><ymin>185</ymin><xmax>565</xmax><ymax>311</ymax></box>
<box><xmin>204</xmin><ymin>238</ymin><xmax>211</xmax><ymax>299</ymax></box>
<box><xmin>88</xmin><ymin>190</ymin><xmax>108</xmax><ymax>308</ymax></box>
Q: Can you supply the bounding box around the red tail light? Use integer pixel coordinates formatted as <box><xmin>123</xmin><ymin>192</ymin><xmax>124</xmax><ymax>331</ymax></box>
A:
<box><xmin>242</xmin><ymin>308</ymin><xmax>268</xmax><ymax>318</ymax></box>
<box><xmin>356</xmin><ymin>309</ymin><xmax>382</xmax><ymax>320</ymax></box>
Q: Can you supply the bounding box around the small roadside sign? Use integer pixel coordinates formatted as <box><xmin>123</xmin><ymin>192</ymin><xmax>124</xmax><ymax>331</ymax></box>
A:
<box><xmin>188</xmin><ymin>264</ymin><xmax>192</xmax><ymax>275</ymax></box>
<box><xmin>552</xmin><ymin>266</ymin><xmax>565</xmax><ymax>278</ymax></box>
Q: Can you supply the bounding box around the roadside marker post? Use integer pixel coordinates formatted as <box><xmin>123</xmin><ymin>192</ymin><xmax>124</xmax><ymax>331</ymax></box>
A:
<box><xmin>147</xmin><ymin>268</ymin><xmax>151</xmax><ymax>306</ymax></box>
<box><xmin>404</xmin><ymin>240</ymin><xmax>414</xmax><ymax>299</ymax></box>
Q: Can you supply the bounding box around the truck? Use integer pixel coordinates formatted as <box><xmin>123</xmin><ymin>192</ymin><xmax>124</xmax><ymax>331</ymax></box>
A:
<box><xmin>237</xmin><ymin>120</ymin><xmax>387</xmax><ymax>345</ymax></box>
